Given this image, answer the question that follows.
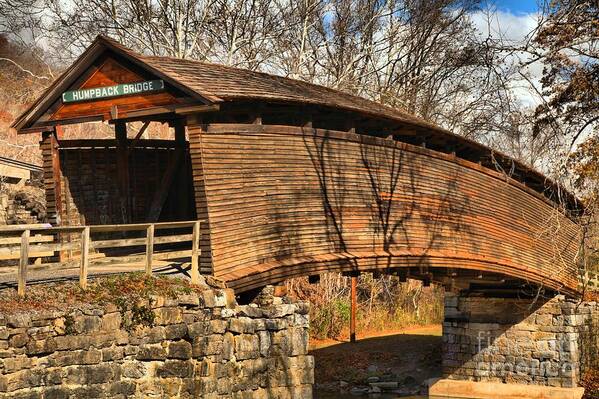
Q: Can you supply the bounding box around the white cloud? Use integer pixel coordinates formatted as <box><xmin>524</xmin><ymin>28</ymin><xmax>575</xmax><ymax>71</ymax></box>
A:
<box><xmin>470</xmin><ymin>9</ymin><xmax>540</xmax><ymax>43</ymax></box>
<box><xmin>469</xmin><ymin>9</ymin><xmax>544</xmax><ymax>108</ymax></box>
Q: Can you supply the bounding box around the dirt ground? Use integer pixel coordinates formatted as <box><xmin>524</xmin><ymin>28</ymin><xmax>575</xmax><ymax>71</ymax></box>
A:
<box><xmin>310</xmin><ymin>325</ymin><xmax>442</xmax><ymax>396</ymax></box>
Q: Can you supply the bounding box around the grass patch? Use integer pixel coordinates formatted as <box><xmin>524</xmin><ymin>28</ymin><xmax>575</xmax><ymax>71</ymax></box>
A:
<box><xmin>0</xmin><ymin>272</ymin><xmax>200</xmax><ymax>314</ymax></box>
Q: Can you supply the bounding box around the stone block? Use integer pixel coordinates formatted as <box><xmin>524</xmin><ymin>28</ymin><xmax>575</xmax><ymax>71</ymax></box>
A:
<box><xmin>136</xmin><ymin>343</ymin><xmax>167</xmax><ymax>360</ymax></box>
<box><xmin>258</xmin><ymin>330</ymin><xmax>271</xmax><ymax>357</ymax></box>
<box><xmin>192</xmin><ymin>334</ymin><xmax>224</xmax><ymax>357</ymax></box>
<box><xmin>201</xmin><ymin>291</ymin><xmax>216</xmax><ymax>308</ymax></box>
<box><xmin>167</xmin><ymin>340</ymin><xmax>193</xmax><ymax>359</ymax></box>
<box><xmin>156</xmin><ymin>360</ymin><xmax>194</xmax><ymax>378</ymax></box>
<box><xmin>65</xmin><ymin>364</ymin><xmax>118</xmax><ymax>385</ymax></box>
<box><xmin>102</xmin><ymin>346</ymin><xmax>124</xmax><ymax>361</ymax></box>
<box><xmin>121</xmin><ymin>361</ymin><xmax>147</xmax><ymax>379</ymax></box>
<box><xmin>209</xmin><ymin>319</ymin><xmax>227</xmax><ymax>334</ymax></box>
<box><xmin>48</xmin><ymin>348</ymin><xmax>102</xmax><ymax>366</ymax></box>
<box><xmin>178</xmin><ymin>293</ymin><xmax>200</xmax><ymax>307</ymax></box>
<box><xmin>235</xmin><ymin>334</ymin><xmax>259</xmax><ymax>360</ymax></box>
<box><xmin>228</xmin><ymin>317</ymin><xmax>255</xmax><ymax>334</ymax></box>
<box><xmin>8</xmin><ymin>334</ymin><xmax>28</xmax><ymax>348</ymax></box>
<box><xmin>73</xmin><ymin>315</ymin><xmax>102</xmax><ymax>334</ymax></box>
<box><xmin>101</xmin><ymin>312</ymin><xmax>122</xmax><ymax>331</ymax></box>
<box><xmin>237</xmin><ymin>305</ymin><xmax>264</xmax><ymax>319</ymax></box>
<box><xmin>262</xmin><ymin>304</ymin><xmax>296</xmax><ymax>319</ymax></box>
<box><xmin>164</xmin><ymin>323</ymin><xmax>188</xmax><ymax>340</ymax></box>
<box><xmin>1</xmin><ymin>356</ymin><xmax>36</xmax><ymax>373</ymax></box>
<box><xmin>264</xmin><ymin>319</ymin><xmax>287</xmax><ymax>331</ymax></box>
<box><xmin>154</xmin><ymin>307</ymin><xmax>182</xmax><ymax>325</ymax></box>
<box><xmin>188</xmin><ymin>321</ymin><xmax>210</xmax><ymax>338</ymax></box>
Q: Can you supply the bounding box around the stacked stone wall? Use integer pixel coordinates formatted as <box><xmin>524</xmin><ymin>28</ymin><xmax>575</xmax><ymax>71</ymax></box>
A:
<box><xmin>442</xmin><ymin>293</ymin><xmax>598</xmax><ymax>389</ymax></box>
<box><xmin>0</xmin><ymin>189</ymin><xmax>45</xmax><ymax>225</ymax></box>
<box><xmin>0</xmin><ymin>288</ymin><xmax>314</xmax><ymax>398</ymax></box>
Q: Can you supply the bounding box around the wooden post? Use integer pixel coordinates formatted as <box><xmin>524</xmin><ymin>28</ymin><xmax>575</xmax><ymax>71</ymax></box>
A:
<box><xmin>145</xmin><ymin>224</ymin><xmax>155</xmax><ymax>276</ymax></box>
<box><xmin>18</xmin><ymin>229</ymin><xmax>30</xmax><ymax>297</ymax></box>
<box><xmin>115</xmin><ymin>121</ymin><xmax>130</xmax><ymax>223</ymax></box>
<box><xmin>41</xmin><ymin>129</ymin><xmax>63</xmax><ymax>226</ymax></box>
<box><xmin>79</xmin><ymin>226</ymin><xmax>90</xmax><ymax>289</ymax></box>
<box><xmin>191</xmin><ymin>220</ymin><xmax>200</xmax><ymax>284</ymax></box>
<box><xmin>174</xmin><ymin>119</ymin><xmax>186</xmax><ymax>143</ymax></box>
<box><xmin>350</xmin><ymin>274</ymin><xmax>357</xmax><ymax>343</ymax></box>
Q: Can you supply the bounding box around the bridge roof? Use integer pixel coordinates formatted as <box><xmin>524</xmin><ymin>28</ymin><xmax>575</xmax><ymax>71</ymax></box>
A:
<box><xmin>12</xmin><ymin>35</ymin><xmax>582</xmax><ymax>213</ymax></box>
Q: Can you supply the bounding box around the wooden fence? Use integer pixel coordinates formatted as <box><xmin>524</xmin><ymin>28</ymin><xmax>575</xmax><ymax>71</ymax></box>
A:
<box><xmin>0</xmin><ymin>220</ymin><xmax>202</xmax><ymax>296</ymax></box>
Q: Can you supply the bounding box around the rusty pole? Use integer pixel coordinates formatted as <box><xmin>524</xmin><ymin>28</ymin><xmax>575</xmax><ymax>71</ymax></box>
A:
<box><xmin>350</xmin><ymin>275</ymin><xmax>357</xmax><ymax>343</ymax></box>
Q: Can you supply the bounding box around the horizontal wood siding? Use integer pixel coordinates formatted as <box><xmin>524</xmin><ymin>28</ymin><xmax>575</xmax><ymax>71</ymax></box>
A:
<box><xmin>188</xmin><ymin>124</ymin><xmax>213</xmax><ymax>275</ymax></box>
<box><xmin>194</xmin><ymin>124</ymin><xmax>580</xmax><ymax>294</ymax></box>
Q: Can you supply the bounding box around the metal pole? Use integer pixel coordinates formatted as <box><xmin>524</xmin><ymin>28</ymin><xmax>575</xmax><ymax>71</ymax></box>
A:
<box><xmin>350</xmin><ymin>275</ymin><xmax>357</xmax><ymax>343</ymax></box>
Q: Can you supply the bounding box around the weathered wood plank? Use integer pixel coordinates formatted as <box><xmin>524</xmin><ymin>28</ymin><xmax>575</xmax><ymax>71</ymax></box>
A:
<box><xmin>80</xmin><ymin>227</ymin><xmax>90</xmax><ymax>289</ymax></box>
<box><xmin>146</xmin><ymin>224</ymin><xmax>154</xmax><ymax>276</ymax></box>
<box><xmin>191</xmin><ymin>221</ymin><xmax>200</xmax><ymax>284</ymax></box>
<box><xmin>188</xmin><ymin>122</ymin><xmax>581</xmax><ymax>295</ymax></box>
<box><xmin>18</xmin><ymin>230</ymin><xmax>30</xmax><ymax>297</ymax></box>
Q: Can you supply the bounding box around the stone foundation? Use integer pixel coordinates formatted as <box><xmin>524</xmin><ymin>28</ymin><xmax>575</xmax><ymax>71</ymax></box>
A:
<box><xmin>442</xmin><ymin>293</ymin><xmax>598</xmax><ymax>389</ymax></box>
<box><xmin>0</xmin><ymin>287</ymin><xmax>314</xmax><ymax>398</ymax></box>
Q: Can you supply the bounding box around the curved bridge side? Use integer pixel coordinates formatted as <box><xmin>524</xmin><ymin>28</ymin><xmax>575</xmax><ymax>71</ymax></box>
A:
<box><xmin>189</xmin><ymin>124</ymin><xmax>581</xmax><ymax>295</ymax></box>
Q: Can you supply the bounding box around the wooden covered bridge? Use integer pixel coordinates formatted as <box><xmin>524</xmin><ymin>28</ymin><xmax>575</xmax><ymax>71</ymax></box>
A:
<box><xmin>10</xmin><ymin>35</ymin><xmax>583</xmax><ymax>296</ymax></box>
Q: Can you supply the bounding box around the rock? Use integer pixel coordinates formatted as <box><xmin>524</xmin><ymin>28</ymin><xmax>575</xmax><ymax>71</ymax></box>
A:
<box><xmin>368</xmin><ymin>386</ymin><xmax>382</xmax><ymax>394</ymax></box>
<box><xmin>367</xmin><ymin>365</ymin><xmax>378</xmax><ymax>373</ymax></box>
<box><xmin>369</xmin><ymin>381</ymin><xmax>398</xmax><ymax>390</ymax></box>
<box><xmin>350</xmin><ymin>387</ymin><xmax>369</xmax><ymax>395</ymax></box>
<box><xmin>339</xmin><ymin>380</ymin><xmax>349</xmax><ymax>388</ymax></box>
<box><xmin>366</xmin><ymin>376</ymin><xmax>380</xmax><ymax>383</ymax></box>
<box><xmin>167</xmin><ymin>340</ymin><xmax>192</xmax><ymax>359</ymax></box>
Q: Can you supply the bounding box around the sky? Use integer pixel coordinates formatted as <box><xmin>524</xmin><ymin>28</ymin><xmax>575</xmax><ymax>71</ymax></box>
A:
<box><xmin>495</xmin><ymin>0</ymin><xmax>540</xmax><ymax>14</ymax></box>
<box><xmin>470</xmin><ymin>1</ymin><xmax>544</xmax><ymax>108</ymax></box>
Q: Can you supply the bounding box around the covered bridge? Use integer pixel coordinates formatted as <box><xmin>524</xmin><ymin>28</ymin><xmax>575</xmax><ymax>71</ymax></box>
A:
<box><xmin>12</xmin><ymin>35</ymin><xmax>583</xmax><ymax>295</ymax></box>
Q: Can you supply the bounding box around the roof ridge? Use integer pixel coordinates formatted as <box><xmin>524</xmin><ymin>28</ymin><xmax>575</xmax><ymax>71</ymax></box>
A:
<box><xmin>141</xmin><ymin>54</ymin><xmax>424</xmax><ymax>123</ymax></box>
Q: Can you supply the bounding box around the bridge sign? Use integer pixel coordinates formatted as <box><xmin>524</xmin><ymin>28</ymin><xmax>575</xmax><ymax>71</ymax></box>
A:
<box><xmin>62</xmin><ymin>80</ymin><xmax>165</xmax><ymax>103</ymax></box>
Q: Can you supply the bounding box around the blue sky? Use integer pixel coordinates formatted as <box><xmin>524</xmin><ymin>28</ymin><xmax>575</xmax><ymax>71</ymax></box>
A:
<box><xmin>494</xmin><ymin>0</ymin><xmax>540</xmax><ymax>14</ymax></box>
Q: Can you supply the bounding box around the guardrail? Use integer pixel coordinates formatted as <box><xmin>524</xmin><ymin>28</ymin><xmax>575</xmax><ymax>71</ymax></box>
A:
<box><xmin>0</xmin><ymin>220</ymin><xmax>202</xmax><ymax>296</ymax></box>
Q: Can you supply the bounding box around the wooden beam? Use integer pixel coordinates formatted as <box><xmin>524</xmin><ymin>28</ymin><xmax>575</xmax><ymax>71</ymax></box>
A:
<box><xmin>18</xmin><ymin>229</ymin><xmax>30</xmax><ymax>297</ymax></box>
<box><xmin>20</xmin><ymin>115</ymin><xmax>105</xmax><ymax>134</ymax></box>
<box><xmin>145</xmin><ymin>224</ymin><xmax>154</xmax><ymax>276</ymax></box>
<box><xmin>115</xmin><ymin>121</ymin><xmax>130</xmax><ymax>223</ymax></box>
<box><xmin>350</xmin><ymin>275</ymin><xmax>357</xmax><ymax>343</ymax></box>
<box><xmin>116</xmin><ymin>103</ymin><xmax>219</xmax><ymax>120</ymax></box>
<box><xmin>129</xmin><ymin>121</ymin><xmax>151</xmax><ymax>145</ymax></box>
<box><xmin>41</xmin><ymin>129</ymin><xmax>63</xmax><ymax>226</ymax></box>
<box><xmin>79</xmin><ymin>227</ymin><xmax>90</xmax><ymax>289</ymax></box>
<box><xmin>175</xmin><ymin>104</ymin><xmax>220</xmax><ymax>115</ymax></box>
<box><xmin>191</xmin><ymin>221</ymin><xmax>200</xmax><ymax>284</ymax></box>
<box><xmin>174</xmin><ymin>119</ymin><xmax>186</xmax><ymax>142</ymax></box>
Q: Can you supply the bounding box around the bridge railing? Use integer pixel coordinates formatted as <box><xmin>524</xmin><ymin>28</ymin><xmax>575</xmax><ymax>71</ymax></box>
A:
<box><xmin>0</xmin><ymin>220</ymin><xmax>202</xmax><ymax>296</ymax></box>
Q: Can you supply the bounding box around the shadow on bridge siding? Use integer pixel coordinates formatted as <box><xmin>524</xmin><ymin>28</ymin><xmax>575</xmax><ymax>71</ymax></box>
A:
<box><xmin>265</xmin><ymin>127</ymin><xmax>477</xmax><ymax>279</ymax></box>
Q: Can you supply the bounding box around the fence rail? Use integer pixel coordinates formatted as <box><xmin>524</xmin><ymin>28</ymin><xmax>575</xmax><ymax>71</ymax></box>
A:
<box><xmin>0</xmin><ymin>220</ymin><xmax>202</xmax><ymax>296</ymax></box>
